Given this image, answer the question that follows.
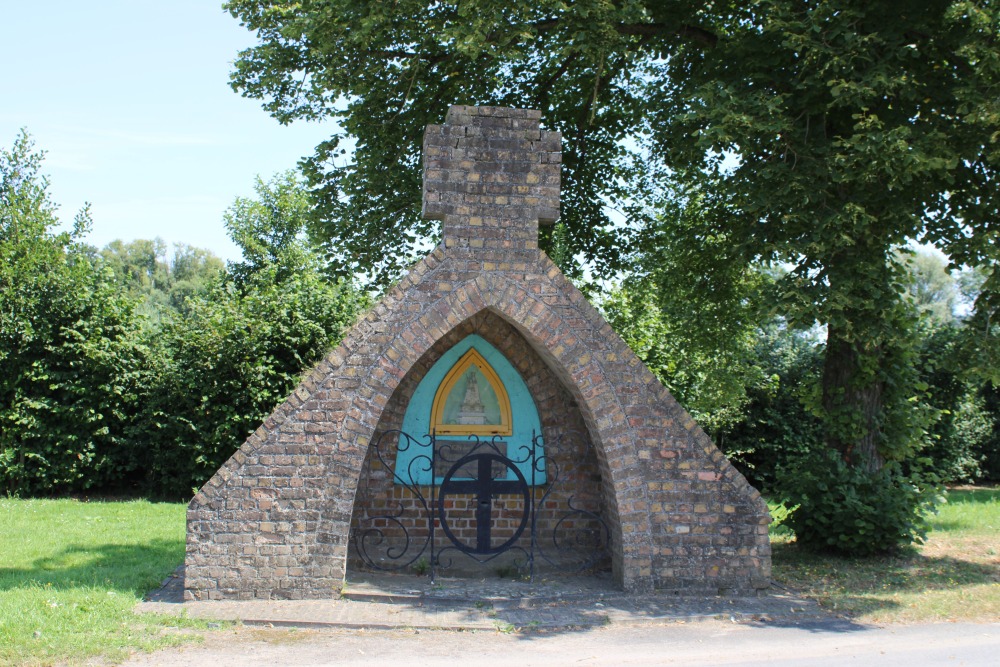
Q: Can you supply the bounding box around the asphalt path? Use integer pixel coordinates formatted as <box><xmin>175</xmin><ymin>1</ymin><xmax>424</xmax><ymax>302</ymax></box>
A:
<box><xmin>124</xmin><ymin>620</ymin><xmax>1000</xmax><ymax>666</ymax></box>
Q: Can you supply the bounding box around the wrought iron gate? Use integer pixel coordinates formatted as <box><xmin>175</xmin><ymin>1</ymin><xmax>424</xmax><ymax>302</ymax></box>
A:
<box><xmin>353</xmin><ymin>430</ymin><xmax>611</xmax><ymax>581</ymax></box>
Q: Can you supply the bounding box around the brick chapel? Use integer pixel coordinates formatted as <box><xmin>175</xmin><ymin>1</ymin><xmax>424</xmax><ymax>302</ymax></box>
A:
<box><xmin>184</xmin><ymin>106</ymin><xmax>771</xmax><ymax>600</ymax></box>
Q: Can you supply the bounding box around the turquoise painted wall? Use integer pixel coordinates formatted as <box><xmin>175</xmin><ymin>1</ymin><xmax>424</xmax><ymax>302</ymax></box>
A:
<box><xmin>395</xmin><ymin>334</ymin><xmax>545</xmax><ymax>485</ymax></box>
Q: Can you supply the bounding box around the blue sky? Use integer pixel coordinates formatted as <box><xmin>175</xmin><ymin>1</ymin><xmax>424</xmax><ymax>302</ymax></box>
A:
<box><xmin>1</xmin><ymin>1</ymin><xmax>336</xmax><ymax>262</ymax></box>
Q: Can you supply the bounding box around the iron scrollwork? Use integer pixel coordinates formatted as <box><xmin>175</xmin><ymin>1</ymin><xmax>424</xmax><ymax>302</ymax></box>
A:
<box><xmin>354</xmin><ymin>430</ymin><xmax>435</xmax><ymax>572</ymax></box>
<box><xmin>354</xmin><ymin>428</ymin><xmax>611</xmax><ymax>582</ymax></box>
<box><xmin>528</xmin><ymin>430</ymin><xmax>612</xmax><ymax>575</ymax></box>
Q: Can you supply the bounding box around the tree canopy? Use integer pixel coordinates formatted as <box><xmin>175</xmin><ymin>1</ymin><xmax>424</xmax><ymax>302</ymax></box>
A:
<box><xmin>227</xmin><ymin>0</ymin><xmax>999</xmax><ymax>475</ymax></box>
<box><xmin>226</xmin><ymin>1</ymin><xmax>998</xmax><ymax>275</ymax></box>
<box><xmin>98</xmin><ymin>238</ymin><xmax>225</xmax><ymax>320</ymax></box>
<box><xmin>225</xmin><ymin>0</ymin><xmax>665</xmax><ymax>281</ymax></box>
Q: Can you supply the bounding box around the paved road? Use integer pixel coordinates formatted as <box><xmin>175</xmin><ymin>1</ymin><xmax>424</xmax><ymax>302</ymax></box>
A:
<box><xmin>125</xmin><ymin>620</ymin><xmax>1000</xmax><ymax>666</ymax></box>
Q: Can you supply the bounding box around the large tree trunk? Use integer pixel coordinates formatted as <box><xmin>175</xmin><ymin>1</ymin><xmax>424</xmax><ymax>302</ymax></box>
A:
<box><xmin>822</xmin><ymin>323</ymin><xmax>885</xmax><ymax>473</ymax></box>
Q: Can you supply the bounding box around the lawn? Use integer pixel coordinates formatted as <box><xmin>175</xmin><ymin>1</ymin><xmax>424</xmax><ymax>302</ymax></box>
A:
<box><xmin>1</xmin><ymin>488</ymin><xmax>996</xmax><ymax>665</ymax></box>
<box><xmin>0</xmin><ymin>498</ymin><xmax>211</xmax><ymax>666</ymax></box>
<box><xmin>770</xmin><ymin>486</ymin><xmax>1000</xmax><ymax>623</ymax></box>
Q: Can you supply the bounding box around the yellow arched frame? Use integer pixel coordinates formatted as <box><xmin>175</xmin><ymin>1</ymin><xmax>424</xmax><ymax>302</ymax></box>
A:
<box><xmin>430</xmin><ymin>348</ymin><xmax>512</xmax><ymax>436</ymax></box>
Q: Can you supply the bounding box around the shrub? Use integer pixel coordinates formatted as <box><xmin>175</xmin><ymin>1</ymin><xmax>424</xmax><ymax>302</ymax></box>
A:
<box><xmin>927</xmin><ymin>392</ymin><xmax>992</xmax><ymax>483</ymax></box>
<box><xmin>134</xmin><ymin>171</ymin><xmax>369</xmax><ymax>498</ymax></box>
<box><xmin>1</xmin><ymin>132</ymin><xmax>151</xmax><ymax>495</ymax></box>
<box><xmin>776</xmin><ymin>449</ymin><xmax>942</xmax><ymax>556</ymax></box>
<box><xmin>975</xmin><ymin>382</ymin><xmax>1000</xmax><ymax>482</ymax></box>
<box><xmin>719</xmin><ymin>323</ymin><xmax>825</xmax><ymax>490</ymax></box>
<box><xmin>916</xmin><ymin>324</ymin><xmax>994</xmax><ymax>483</ymax></box>
<box><xmin>140</xmin><ymin>269</ymin><xmax>365</xmax><ymax>497</ymax></box>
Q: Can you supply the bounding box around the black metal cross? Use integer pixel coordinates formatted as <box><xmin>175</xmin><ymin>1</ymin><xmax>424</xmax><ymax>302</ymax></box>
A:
<box><xmin>438</xmin><ymin>453</ymin><xmax>529</xmax><ymax>554</ymax></box>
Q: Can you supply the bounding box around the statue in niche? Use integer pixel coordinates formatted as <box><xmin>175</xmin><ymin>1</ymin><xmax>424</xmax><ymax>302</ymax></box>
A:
<box><xmin>455</xmin><ymin>370</ymin><xmax>487</xmax><ymax>425</ymax></box>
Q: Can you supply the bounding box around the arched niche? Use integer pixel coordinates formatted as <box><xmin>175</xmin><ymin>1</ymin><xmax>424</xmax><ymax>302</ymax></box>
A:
<box><xmin>395</xmin><ymin>334</ymin><xmax>544</xmax><ymax>484</ymax></box>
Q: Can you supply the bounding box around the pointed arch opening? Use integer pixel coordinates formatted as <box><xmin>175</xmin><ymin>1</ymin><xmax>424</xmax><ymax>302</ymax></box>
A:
<box><xmin>349</xmin><ymin>314</ymin><xmax>612</xmax><ymax>580</ymax></box>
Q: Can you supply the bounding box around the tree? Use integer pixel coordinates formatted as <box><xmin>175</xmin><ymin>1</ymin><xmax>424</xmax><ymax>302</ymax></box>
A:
<box><xmin>226</xmin><ymin>0</ymin><xmax>999</xmax><ymax>482</ymax></box>
<box><xmin>99</xmin><ymin>239</ymin><xmax>224</xmax><ymax>320</ymax></box>
<box><xmin>602</xmin><ymin>194</ymin><xmax>770</xmax><ymax>436</ymax></box>
<box><xmin>142</xmin><ymin>172</ymin><xmax>367</xmax><ymax>496</ymax></box>
<box><xmin>720</xmin><ymin>323</ymin><xmax>827</xmax><ymax>490</ymax></box>
<box><xmin>0</xmin><ymin>131</ymin><xmax>151</xmax><ymax>494</ymax></box>
<box><xmin>904</xmin><ymin>248</ymin><xmax>964</xmax><ymax>325</ymax></box>
<box><xmin>917</xmin><ymin>323</ymin><xmax>993</xmax><ymax>482</ymax></box>
<box><xmin>224</xmin><ymin>170</ymin><xmax>314</xmax><ymax>287</ymax></box>
<box><xmin>167</xmin><ymin>243</ymin><xmax>226</xmax><ymax>313</ymax></box>
<box><xmin>225</xmin><ymin>0</ymin><xmax>653</xmax><ymax>282</ymax></box>
<box><xmin>651</xmin><ymin>1</ymin><xmax>998</xmax><ymax>472</ymax></box>
<box><xmin>903</xmin><ymin>250</ymin><xmax>999</xmax><ymax>483</ymax></box>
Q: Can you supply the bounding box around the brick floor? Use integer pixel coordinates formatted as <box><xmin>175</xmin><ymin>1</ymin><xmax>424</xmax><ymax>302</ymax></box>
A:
<box><xmin>140</xmin><ymin>569</ymin><xmax>824</xmax><ymax>630</ymax></box>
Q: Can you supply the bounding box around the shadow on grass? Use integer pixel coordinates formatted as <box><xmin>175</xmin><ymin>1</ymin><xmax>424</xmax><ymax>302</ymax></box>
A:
<box><xmin>0</xmin><ymin>539</ymin><xmax>183</xmax><ymax>597</ymax></box>
<box><xmin>771</xmin><ymin>540</ymin><xmax>999</xmax><ymax>618</ymax></box>
<box><xmin>928</xmin><ymin>520</ymin><xmax>967</xmax><ymax>531</ymax></box>
<box><xmin>945</xmin><ymin>488</ymin><xmax>999</xmax><ymax>504</ymax></box>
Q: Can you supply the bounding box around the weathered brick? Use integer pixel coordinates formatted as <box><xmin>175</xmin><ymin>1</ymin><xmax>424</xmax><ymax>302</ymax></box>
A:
<box><xmin>185</xmin><ymin>106</ymin><xmax>770</xmax><ymax>601</ymax></box>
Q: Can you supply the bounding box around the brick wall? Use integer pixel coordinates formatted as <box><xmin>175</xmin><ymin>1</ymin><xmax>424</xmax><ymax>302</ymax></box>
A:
<box><xmin>185</xmin><ymin>106</ymin><xmax>771</xmax><ymax>600</ymax></box>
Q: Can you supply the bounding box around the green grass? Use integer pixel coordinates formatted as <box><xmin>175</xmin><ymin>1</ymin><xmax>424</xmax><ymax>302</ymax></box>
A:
<box><xmin>0</xmin><ymin>498</ymin><xmax>211</xmax><ymax>666</ymax></box>
<box><xmin>770</xmin><ymin>486</ymin><xmax>1000</xmax><ymax>623</ymax></box>
<box><xmin>2</xmin><ymin>488</ymin><xmax>996</xmax><ymax>664</ymax></box>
